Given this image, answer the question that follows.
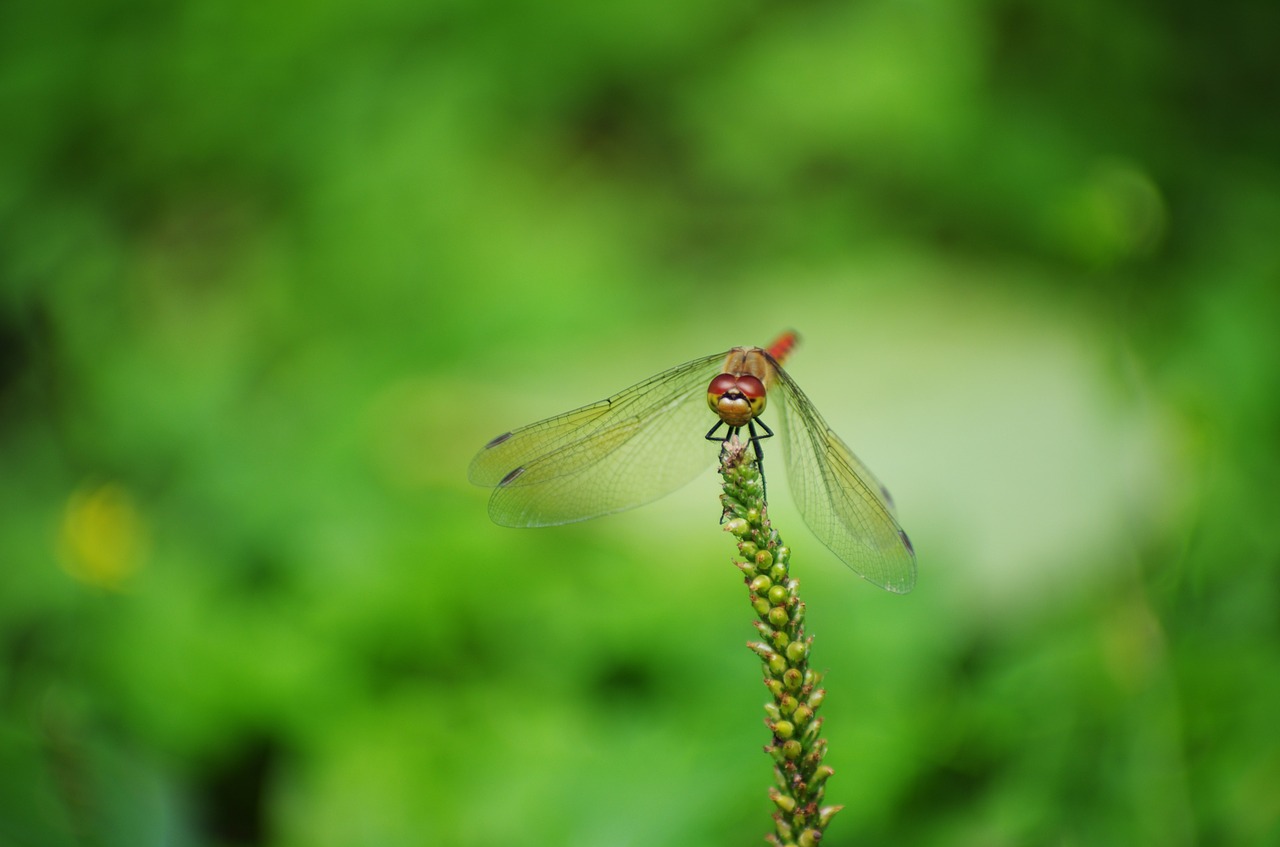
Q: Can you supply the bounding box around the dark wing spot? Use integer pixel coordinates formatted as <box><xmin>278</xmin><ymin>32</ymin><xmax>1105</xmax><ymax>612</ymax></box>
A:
<box><xmin>899</xmin><ymin>530</ymin><xmax>914</xmax><ymax>556</ymax></box>
<box><xmin>484</xmin><ymin>432</ymin><xmax>513</xmax><ymax>449</ymax></box>
<box><xmin>499</xmin><ymin>467</ymin><xmax>525</xmax><ymax>486</ymax></box>
<box><xmin>880</xmin><ymin>484</ymin><xmax>895</xmax><ymax>509</ymax></box>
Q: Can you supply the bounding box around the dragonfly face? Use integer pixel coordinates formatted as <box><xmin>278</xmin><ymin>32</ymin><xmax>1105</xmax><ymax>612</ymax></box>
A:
<box><xmin>707</xmin><ymin>372</ymin><xmax>767</xmax><ymax>427</ymax></box>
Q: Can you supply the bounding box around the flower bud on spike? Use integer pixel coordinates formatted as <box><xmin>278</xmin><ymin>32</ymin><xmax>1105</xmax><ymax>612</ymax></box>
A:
<box><xmin>724</xmin><ymin>518</ymin><xmax>749</xmax><ymax>536</ymax></box>
<box><xmin>768</xmin><ymin>585</ymin><xmax>790</xmax><ymax>606</ymax></box>
<box><xmin>769</xmin><ymin>789</ymin><xmax>797</xmax><ymax>814</ymax></box>
<box><xmin>818</xmin><ymin>806</ymin><xmax>844</xmax><ymax>828</ymax></box>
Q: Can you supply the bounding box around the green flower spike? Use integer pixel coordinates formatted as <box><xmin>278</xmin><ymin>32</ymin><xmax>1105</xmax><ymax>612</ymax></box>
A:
<box><xmin>719</xmin><ymin>437</ymin><xmax>844</xmax><ymax>847</ymax></box>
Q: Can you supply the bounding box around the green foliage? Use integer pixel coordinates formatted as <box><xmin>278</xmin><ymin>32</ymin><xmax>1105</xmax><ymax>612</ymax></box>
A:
<box><xmin>2</xmin><ymin>0</ymin><xmax>1278</xmax><ymax>845</ymax></box>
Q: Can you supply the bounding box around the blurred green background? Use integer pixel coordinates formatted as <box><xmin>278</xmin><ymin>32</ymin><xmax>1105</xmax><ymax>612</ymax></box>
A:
<box><xmin>2</xmin><ymin>1</ymin><xmax>1278</xmax><ymax>845</ymax></box>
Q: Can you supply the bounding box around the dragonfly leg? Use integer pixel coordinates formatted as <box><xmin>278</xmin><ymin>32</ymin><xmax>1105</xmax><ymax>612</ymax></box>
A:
<box><xmin>746</xmin><ymin>417</ymin><xmax>775</xmax><ymax>503</ymax></box>
<box><xmin>705</xmin><ymin>420</ymin><xmax>730</xmax><ymax>465</ymax></box>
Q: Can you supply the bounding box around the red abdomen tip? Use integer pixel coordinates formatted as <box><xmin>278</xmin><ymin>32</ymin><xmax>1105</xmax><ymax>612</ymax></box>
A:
<box><xmin>766</xmin><ymin>331</ymin><xmax>800</xmax><ymax>364</ymax></box>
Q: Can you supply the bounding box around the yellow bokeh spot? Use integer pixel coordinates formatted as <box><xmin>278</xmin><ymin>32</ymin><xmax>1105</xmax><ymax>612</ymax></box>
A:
<box><xmin>58</xmin><ymin>482</ymin><xmax>149</xmax><ymax>589</ymax></box>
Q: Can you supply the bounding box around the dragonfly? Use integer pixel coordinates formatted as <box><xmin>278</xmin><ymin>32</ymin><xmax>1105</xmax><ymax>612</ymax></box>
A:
<box><xmin>469</xmin><ymin>331</ymin><xmax>916</xmax><ymax>593</ymax></box>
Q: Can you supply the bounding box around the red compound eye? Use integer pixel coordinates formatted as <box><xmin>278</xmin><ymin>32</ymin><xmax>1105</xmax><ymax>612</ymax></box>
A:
<box><xmin>735</xmin><ymin>374</ymin><xmax>766</xmax><ymax>399</ymax></box>
<box><xmin>708</xmin><ymin>373</ymin><xmax>738</xmax><ymax>395</ymax></box>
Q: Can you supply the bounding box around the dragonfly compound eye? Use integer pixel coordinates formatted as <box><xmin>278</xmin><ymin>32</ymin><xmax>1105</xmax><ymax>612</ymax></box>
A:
<box><xmin>707</xmin><ymin>373</ymin><xmax>768</xmax><ymax>426</ymax></box>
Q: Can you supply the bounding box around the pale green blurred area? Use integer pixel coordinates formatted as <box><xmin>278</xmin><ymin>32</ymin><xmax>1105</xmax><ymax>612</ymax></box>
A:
<box><xmin>2</xmin><ymin>0</ymin><xmax>1279</xmax><ymax>845</ymax></box>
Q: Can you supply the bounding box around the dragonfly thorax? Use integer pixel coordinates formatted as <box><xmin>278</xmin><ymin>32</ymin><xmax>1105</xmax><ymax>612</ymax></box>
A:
<box><xmin>707</xmin><ymin>372</ymin><xmax>767</xmax><ymax>427</ymax></box>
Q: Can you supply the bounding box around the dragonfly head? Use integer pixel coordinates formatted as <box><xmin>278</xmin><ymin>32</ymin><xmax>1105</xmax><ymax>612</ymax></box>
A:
<box><xmin>707</xmin><ymin>373</ymin><xmax>767</xmax><ymax>427</ymax></box>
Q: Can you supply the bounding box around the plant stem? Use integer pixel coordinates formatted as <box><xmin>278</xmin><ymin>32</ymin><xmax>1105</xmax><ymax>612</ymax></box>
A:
<box><xmin>719</xmin><ymin>437</ymin><xmax>843</xmax><ymax>847</ymax></box>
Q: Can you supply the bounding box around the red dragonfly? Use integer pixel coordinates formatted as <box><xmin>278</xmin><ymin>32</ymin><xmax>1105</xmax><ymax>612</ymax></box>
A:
<box><xmin>470</xmin><ymin>332</ymin><xmax>916</xmax><ymax>593</ymax></box>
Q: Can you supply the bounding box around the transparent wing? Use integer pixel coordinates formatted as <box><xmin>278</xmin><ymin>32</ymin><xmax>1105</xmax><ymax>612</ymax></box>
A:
<box><xmin>469</xmin><ymin>351</ymin><xmax>728</xmax><ymax>527</ymax></box>
<box><xmin>768</xmin><ymin>360</ymin><xmax>917</xmax><ymax>593</ymax></box>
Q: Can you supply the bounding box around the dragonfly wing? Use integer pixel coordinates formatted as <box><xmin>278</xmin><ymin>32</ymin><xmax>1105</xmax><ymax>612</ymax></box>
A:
<box><xmin>769</xmin><ymin>363</ymin><xmax>917</xmax><ymax>593</ymax></box>
<box><xmin>470</xmin><ymin>399</ymin><xmax>613</xmax><ymax>487</ymax></box>
<box><xmin>471</xmin><ymin>351</ymin><xmax>728</xmax><ymax>527</ymax></box>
